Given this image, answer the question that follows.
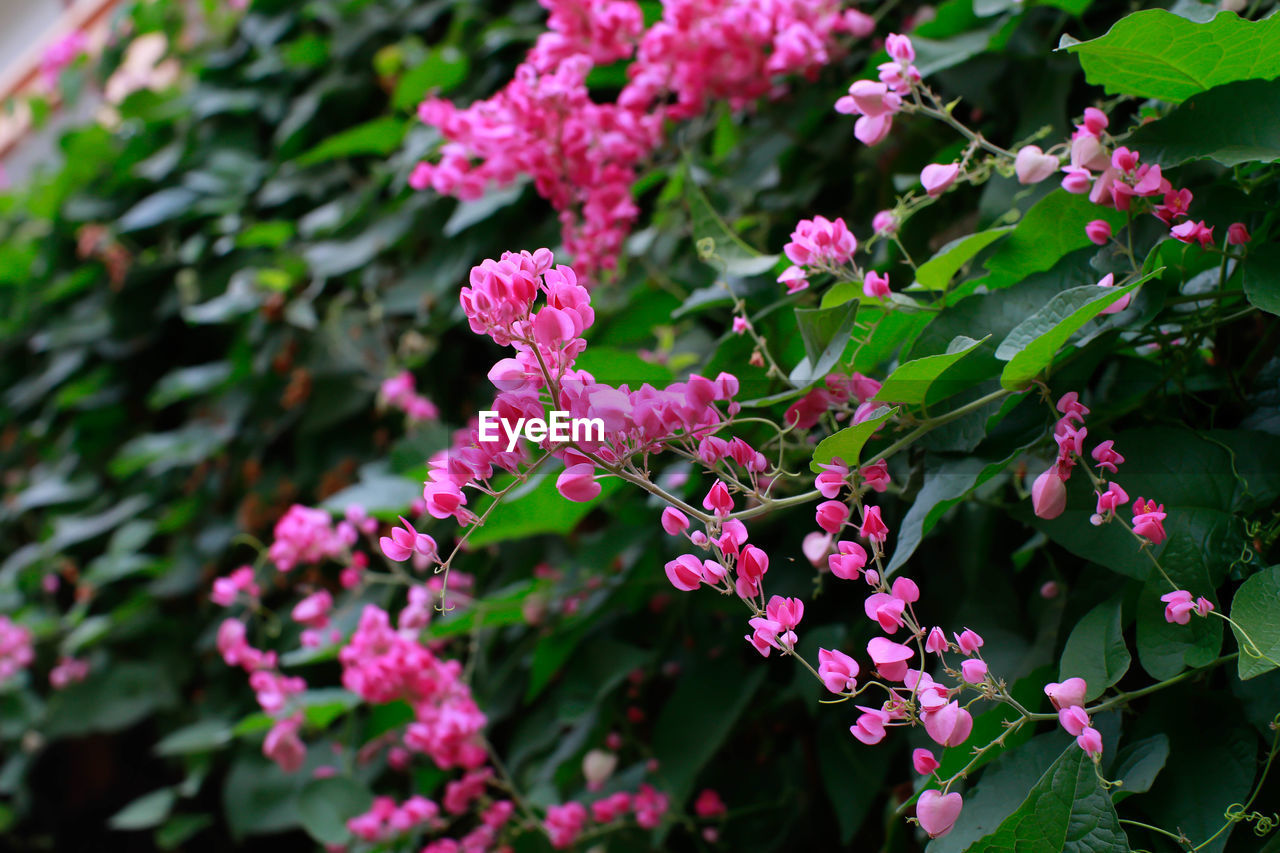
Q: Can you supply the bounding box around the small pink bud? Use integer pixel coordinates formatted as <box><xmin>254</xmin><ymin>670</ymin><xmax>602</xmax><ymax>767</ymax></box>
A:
<box><xmin>863</xmin><ymin>271</ymin><xmax>891</xmax><ymax>298</ymax></box>
<box><xmin>1031</xmin><ymin>468</ymin><xmax>1067</xmax><ymax>519</ymax></box>
<box><xmin>921</xmin><ymin>163</ymin><xmax>960</xmax><ymax>197</ymax></box>
<box><xmin>960</xmin><ymin>659</ymin><xmax>988</xmax><ymax>684</ymax></box>
<box><xmin>912</xmin><ymin>748</ymin><xmax>940</xmax><ymax>775</ymax></box>
<box><xmin>925</xmin><ymin>627</ymin><xmax>948</xmax><ymax>653</ymax></box>
<box><xmin>815</xmin><ymin>500</ymin><xmax>851</xmax><ymax>534</ymax></box>
<box><xmin>954</xmin><ymin>628</ymin><xmax>984</xmax><ymax>655</ymax></box>
<box><xmin>661</xmin><ymin>507</ymin><xmax>690</xmax><ymax>536</ymax></box>
<box><xmin>1227</xmin><ymin>222</ymin><xmax>1251</xmax><ymax>245</ymax></box>
<box><xmin>885</xmin><ymin>33</ymin><xmax>916</xmax><ymax>63</ymax></box>
<box><xmin>1085</xmin><ymin>219</ymin><xmax>1112</xmax><ymax>245</ymax></box>
<box><xmin>1077</xmin><ymin>726</ymin><xmax>1103</xmax><ymax>757</ymax></box>
<box><xmin>1058</xmin><ymin>705</ymin><xmax>1090</xmax><ymax>737</ymax></box>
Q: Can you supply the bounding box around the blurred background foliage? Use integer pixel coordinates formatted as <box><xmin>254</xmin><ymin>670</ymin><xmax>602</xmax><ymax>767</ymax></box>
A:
<box><xmin>1</xmin><ymin>0</ymin><xmax>1278</xmax><ymax>850</ymax></box>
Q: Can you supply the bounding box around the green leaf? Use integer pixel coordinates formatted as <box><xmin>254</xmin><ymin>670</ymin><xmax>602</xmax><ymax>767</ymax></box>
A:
<box><xmin>1127</xmin><ymin>79</ymin><xmax>1280</xmax><ymax>167</ymax></box>
<box><xmin>392</xmin><ymin>47</ymin><xmax>470</xmax><ymax>111</ymax></box>
<box><xmin>442</xmin><ymin>182</ymin><xmax>526</xmax><ymax>237</ymax></box>
<box><xmin>980</xmin><ymin>193</ymin><xmax>1125</xmax><ymax>291</ymax></box>
<box><xmin>572</xmin><ymin>347</ymin><xmax>673</xmax><ymax>388</ymax></box>
<box><xmin>1242</xmin><ymin>244</ymin><xmax>1280</xmax><ymax>317</ymax></box>
<box><xmin>1110</xmin><ymin>734</ymin><xmax>1169</xmax><ymax>801</ymax></box>
<box><xmin>44</xmin><ymin>662</ymin><xmax>178</xmax><ymax>737</ymax></box>
<box><xmin>1229</xmin><ymin>564</ymin><xmax>1280</xmax><ymax>680</ymax></box>
<box><xmin>652</xmin><ymin>660</ymin><xmax>766</xmax><ymax>806</ymax></box>
<box><xmin>928</xmin><ymin>733</ymin><xmax>1071</xmax><ymax>853</ymax></box>
<box><xmin>809</xmin><ymin>405</ymin><xmax>898</xmax><ymax>473</ymax></box>
<box><xmin>297</xmin><ymin>688</ymin><xmax>362</xmax><ymax>729</ymax></box>
<box><xmin>967</xmin><ymin>745</ymin><xmax>1127</xmax><ymax>852</ymax></box>
<box><xmin>297</xmin><ymin>777</ymin><xmax>373</xmax><ymax>845</ymax></box>
<box><xmin>791</xmin><ymin>302</ymin><xmax>858</xmax><ymax>385</ymax></box>
<box><xmin>874</xmin><ymin>334</ymin><xmax>988</xmax><ymax>406</ymax></box>
<box><xmin>1058</xmin><ymin>597</ymin><xmax>1130</xmax><ymax>701</ymax></box>
<box><xmin>295</xmin><ymin>118</ymin><xmax>409</xmax><ymax>167</ymax></box>
<box><xmin>320</xmin><ymin>463</ymin><xmax>421</xmax><ymax>519</ymax></box>
<box><xmin>223</xmin><ymin>756</ymin><xmax>303</xmax><ymax>838</ymax></box>
<box><xmin>888</xmin><ymin>450</ymin><xmax>1020</xmax><ymax>573</ymax></box>
<box><xmin>424</xmin><ymin>580</ymin><xmax>549</xmax><ymax>641</ymax></box>
<box><xmin>466</xmin><ymin>467</ymin><xmax>623</xmax><ymax>547</ymax></box>
<box><xmin>109</xmin><ymin>788</ymin><xmax>176</xmax><ymax>830</ymax></box>
<box><xmin>684</xmin><ymin>163</ymin><xmax>779</xmax><ymax>277</ymax></box>
<box><xmin>148</xmin><ymin>363</ymin><xmax>233</xmax><ymax>409</ymax></box>
<box><xmin>914</xmin><ymin>228</ymin><xmax>1012</xmax><ymax>291</ymax></box>
<box><xmin>1062</xmin><ymin>9</ymin><xmax>1280</xmax><ymax>102</ymax></box>
<box><xmin>117</xmin><ymin>188</ymin><xmax>200</xmax><ymax>232</ymax></box>
<box><xmin>996</xmin><ymin>277</ymin><xmax>1150</xmax><ymax>390</ymax></box>
<box><xmin>155</xmin><ymin>814</ymin><xmax>213</xmax><ymax>849</ymax></box>
<box><xmin>154</xmin><ymin>720</ymin><xmax>233</xmax><ymax>755</ymax></box>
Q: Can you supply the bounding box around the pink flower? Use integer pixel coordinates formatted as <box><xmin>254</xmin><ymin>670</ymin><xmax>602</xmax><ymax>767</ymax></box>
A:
<box><xmin>925</xmin><ymin>627</ymin><xmax>948</xmax><ymax>654</ymax></box>
<box><xmin>921</xmin><ymin>163</ymin><xmax>960</xmax><ymax>197</ymax></box>
<box><xmin>1195</xmin><ymin>596</ymin><xmax>1214</xmax><ymax>617</ymax></box>
<box><xmin>1085</xmin><ymin>220</ymin><xmax>1112</xmax><ymax>245</ymax></box>
<box><xmin>859</xmin><ymin>505</ymin><xmax>889</xmax><ymax>543</ymax></box>
<box><xmin>828</xmin><ymin>540</ymin><xmax>867</xmax><ymax>581</ymax></box>
<box><xmin>867</xmin><ymin>637</ymin><xmax>914</xmax><ymax>680</ymax></box>
<box><xmin>1061</xmin><ymin>166</ymin><xmax>1093</xmax><ymax>194</ymax></box>
<box><xmin>661</xmin><ymin>507</ymin><xmax>690</xmax><ymax>535</ymax></box>
<box><xmin>864</xmin><ymin>592</ymin><xmax>907</xmax><ymax>633</ymax></box>
<box><xmin>738</xmin><ymin>544</ymin><xmax>769</xmax><ymax>597</ymax></box>
<box><xmin>1091</xmin><ymin>440</ymin><xmax>1124</xmax><ymax>474</ymax></box>
<box><xmin>766</xmin><ymin>595</ymin><xmax>804</xmax><ymax>631</ymax></box>
<box><xmin>292</xmin><ymin>590</ymin><xmax>333</xmax><ymax>628</ymax></box>
<box><xmin>815</xmin><ymin>459</ymin><xmax>849</xmax><ymax>498</ymax></box>
<box><xmin>860</xmin><ymin>459</ymin><xmax>891</xmax><ymax>492</ymax></box>
<box><xmin>1095</xmin><ymin>481</ymin><xmax>1130</xmax><ymax>518</ymax></box>
<box><xmin>380</xmin><ymin>517</ymin><xmax>437</xmax><ymax>563</ymax></box>
<box><xmin>872</xmin><ymin>210</ymin><xmax>898</xmax><ymax>236</ymax></box>
<box><xmin>862</xmin><ymin>271</ymin><xmax>891</xmax><ymax>298</ymax></box>
<box><xmin>545</xmin><ymin>802</ymin><xmax>587</xmax><ymax>849</ymax></box>
<box><xmin>1160</xmin><ymin>590</ymin><xmax>1197</xmax><ymax>625</ymax></box>
<box><xmin>954</xmin><ymin>628</ymin><xmax>984</xmax><ymax>655</ymax></box>
<box><xmin>1131</xmin><ymin>496</ymin><xmax>1168</xmax><ymax>544</ymax></box>
<box><xmin>732</xmin><ymin>316</ymin><xmax>751</xmax><ymax>335</ymax></box>
<box><xmin>1031</xmin><ymin>468</ymin><xmax>1067</xmax><ymax>520</ymax></box>
<box><xmin>912</xmin><ymin>748</ymin><xmax>939</xmax><ymax>775</ymax></box>
<box><xmin>1058</xmin><ymin>706</ymin><xmax>1090</xmax><ymax>739</ymax></box>
<box><xmin>703</xmin><ymin>481</ymin><xmax>734</xmax><ymax>517</ymax></box>
<box><xmin>960</xmin><ymin>659</ymin><xmax>988</xmax><ymax>684</ymax></box>
<box><xmin>1077</xmin><ymin>726</ymin><xmax>1104</xmax><ymax>757</ymax></box>
<box><xmin>916</xmin><ymin>790</ymin><xmax>963</xmax><ymax>838</ymax></box>
<box><xmin>778</xmin><ymin>264</ymin><xmax>811</xmax><ymax>295</ymax></box>
<box><xmin>1015</xmin><ymin>145</ymin><xmax>1059</xmax><ymax>185</ymax></box>
<box><xmin>784</xmin><ymin>216</ymin><xmax>858</xmax><ymax>267</ymax></box>
<box><xmin>1081</xmin><ymin>107</ymin><xmax>1109</xmax><ymax>136</ymax></box>
<box><xmin>1057</xmin><ymin>391</ymin><xmax>1090</xmax><ymax>422</ymax></box>
<box><xmin>592</xmin><ymin>791</ymin><xmax>632</xmax><ymax>823</ymax></box>
<box><xmin>263</xmin><ymin>713</ymin><xmax>306</xmax><ymax>773</ymax></box>
<box><xmin>665</xmin><ymin>555</ymin><xmax>705</xmax><ymax>592</ymax></box>
<box><xmin>850</xmin><ymin>705</ymin><xmax>892</xmax><ymax>745</ymax></box>
<box><xmin>557</xmin><ymin>463</ymin><xmax>601</xmax><ymax>502</ymax></box>
<box><xmin>695</xmin><ymin>789</ymin><xmax>727</xmax><ymax>819</ymax></box>
<box><xmin>885</xmin><ymin>33</ymin><xmax>916</xmax><ymax>63</ymax></box>
<box><xmin>923</xmin><ymin>701</ymin><xmax>973</xmax><ymax>747</ymax></box>
<box><xmin>1096</xmin><ymin>273</ymin><xmax>1131</xmax><ymax>314</ymax></box>
<box><xmin>1044</xmin><ymin>677</ymin><xmax>1088</xmax><ymax>711</ymax></box>
<box><xmin>816</xmin><ymin>500</ymin><xmax>850</xmax><ymax>534</ymax></box>
<box><xmin>1170</xmin><ymin>219</ymin><xmax>1214</xmax><ymax>248</ymax></box>
<box><xmin>1227</xmin><ymin>222</ymin><xmax>1251</xmax><ymax>245</ymax></box>
<box><xmin>818</xmin><ymin>648</ymin><xmax>860</xmax><ymax>693</ymax></box>
<box><xmin>49</xmin><ymin>657</ymin><xmax>89</xmax><ymax>689</ymax></box>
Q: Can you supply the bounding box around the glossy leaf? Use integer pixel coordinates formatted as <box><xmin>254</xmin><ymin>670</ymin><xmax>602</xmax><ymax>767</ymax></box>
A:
<box><xmin>1058</xmin><ymin>597</ymin><xmax>1130</xmax><ymax>700</ymax></box>
<box><xmin>809</xmin><ymin>405</ymin><xmax>898</xmax><ymax>473</ymax></box>
<box><xmin>1228</xmin><ymin>564</ymin><xmax>1280</xmax><ymax>680</ymax></box>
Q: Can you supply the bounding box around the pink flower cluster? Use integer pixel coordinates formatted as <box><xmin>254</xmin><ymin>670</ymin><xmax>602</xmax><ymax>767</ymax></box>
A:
<box><xmin>380</xmin><ymin>371</ymin><xmax>441</xmax><ymax>423</ymax></box>
<box><xmin>0</xmin><ymin>617</ymin><xmax>34</xmax><ymax>684</ymax></box>
<box><xmin>210</xmin><ymin>565</ymin><xmax>260</xmax><ymax>607</ymax></box>
<box><xmin>410</xmin><ymin>0</ymin><xmax>871</xmax><ymax>276</ymax></box>
<box><xmin>784</xmin><ymin>372</ymin><xmax>884</xmax><ymax>431</ymax></box>
<box><xmin>267</xmin><ymin>504</ymin><xmax>357</xmax><ymax>572</ymax></box>
<box><xmin>217</xmin><ymin>618</ymin><xmax>311</xmax><ymax>770</ymax></box>
<box><xmin>347</xmin><ymin>794</ymin><xmax>442</xmax><ymax>843</ymax></box>
<box><xmin>340</xmin><ymin>605</ymin><xmax>488</xmax><ymax>770</ymax></box>
<box><xmin>412</xmin><ymin>250</ymin><xmax>749</xmax><ymax>550</ymax></box>
<box><xmin>41</xmin><ymin>30</ymin><xmax>88</xmax><ymax>89</ymax></box>
<box><xmin>777</xmin><ymin>215</ymin><xmax>858</xmax><ymax>293</ymax></box>
<box><xmin>835</xmin><ymin>33</ymin><xmax>919</xmax><ymax>146</ymax></box>
<box><xmin>545</xmin><ymin>784</ymin><xmax>669</xmax><ymax>848</ymax></box>
<box><xmin>1045</xmin><ymin>678</ymin><xmax>1102</xmax><ymax>757</ymax></box>
<box><xmin>49</xmin><ymin>657</ymin><xmax>90</xmax><ymax>689</ymax></box>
